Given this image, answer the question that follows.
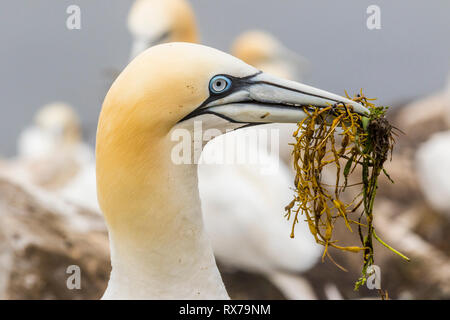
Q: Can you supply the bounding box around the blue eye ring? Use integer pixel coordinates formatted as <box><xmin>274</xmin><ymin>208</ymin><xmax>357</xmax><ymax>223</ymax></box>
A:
<box><xmin>209</xmin><ymin>75</ymin><xmax>232</xmax><ymax>94</ymax></box>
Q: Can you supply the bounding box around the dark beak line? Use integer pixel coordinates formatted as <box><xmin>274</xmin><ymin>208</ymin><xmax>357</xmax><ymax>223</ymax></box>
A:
<box><xmin>249</xmin><ymin>80</ymin><xmax>345</xmax><ymax>105</ymax></box>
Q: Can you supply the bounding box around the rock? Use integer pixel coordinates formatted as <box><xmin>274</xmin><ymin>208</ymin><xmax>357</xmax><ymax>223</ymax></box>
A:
<box><xmin>0</xmin><ymin>172</ymin><xmax>109</xmax><ymax>299</ymax></box>
<box><xmin>393</xmin><ymin>90</ymin><xmax>450</xmax><ymax>150</ymax></box>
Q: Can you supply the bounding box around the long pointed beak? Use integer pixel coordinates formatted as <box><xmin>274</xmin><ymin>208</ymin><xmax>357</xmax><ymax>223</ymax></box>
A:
<box><xmin>193</xmin><ymin>72</ymin><xmax>369</xmax><ymax>124</ymax></box>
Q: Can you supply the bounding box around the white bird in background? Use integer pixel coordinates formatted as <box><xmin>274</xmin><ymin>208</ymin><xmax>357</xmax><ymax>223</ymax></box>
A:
<box><xmin>415</xmin><ymin>75</ymin><xmax>450</xmax><ymax>217</ymax></box>
<box><xmin>128</xmin><ymin>0</ymin><xmax>198</xmax><ymax>60</ymax></box>
<box><xmin>15</xmin><ymin>102</ymin><xmax>100</xmax><ymax>212</ymax></box>
<box><xmin>231</xmin><ymin>29</ymin><xmax>310</xmax><ymax>83</ymax></box>
<box><xmin>18</xmin><ymin>102</ymin><xmax>82</xmax><ymax>160</ymax></box>
<box><xmin>96</xmin><ymin>42</ymin><xmax>368</xmax><ymax>299</ymax></box>
<box><xmin>126</xmin><ymin>0</ymin><xmax>322</xmax><ymax>299</ymax></box>
<box><xmin>201</xmin><ymin>29</ymin><xmax>321</xmax><ymax>298</ymax></box>
<box><xmin>416</xmin><ymin>131</ymin><xmax>450</xmax><ymax>215</ymax></box>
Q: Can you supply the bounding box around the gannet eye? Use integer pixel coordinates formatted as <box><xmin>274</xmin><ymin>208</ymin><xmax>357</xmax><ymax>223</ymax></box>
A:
<box><xmin>209</xmin><ymin>75</ymin><xmax>231</xmax><ymax>94</ymax></box>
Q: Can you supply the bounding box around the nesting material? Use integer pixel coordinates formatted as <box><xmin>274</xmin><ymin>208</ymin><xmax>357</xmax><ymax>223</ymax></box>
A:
<box><xmin>285</xmin><ymin>91</ymin><xmax>409</xmax><ymax>289</ymax></box>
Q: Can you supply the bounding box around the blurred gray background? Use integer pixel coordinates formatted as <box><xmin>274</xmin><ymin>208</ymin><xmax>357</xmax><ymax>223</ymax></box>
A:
<box><xmin>0</xmin><ymin>0</ymin><xmax>449</xmax><ymax>155</ymax></box>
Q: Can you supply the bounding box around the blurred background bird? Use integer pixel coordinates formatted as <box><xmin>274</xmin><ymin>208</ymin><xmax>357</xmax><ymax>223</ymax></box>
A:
<box><xmin>231</xmin><ymin>30</ymin><xmax>310</xmax><ymax>82</ymax></box>
<box><xmin>9</xmin><ymin>102</ymin><xmax>99</xmax><ymax>212</ymax></box>
<box><xmin>128</xmin><ymin>0</ymin><xmax>199</xmax><ymax>60</ymax></box>
<box><xmin>414</xmin><ymin>75</ymin><xmax>450</xmax><ymax>217</ymax></box>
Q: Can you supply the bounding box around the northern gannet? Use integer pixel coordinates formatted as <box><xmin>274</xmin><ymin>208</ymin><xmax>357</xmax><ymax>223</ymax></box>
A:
<box><xmin>128</xmin><ymin>0</ymin><xmax>198</xmax><ymax>60</ymax></box>
<box><xmin>18</xmin><ymin>102</ymin><xmax>82</xmax><ymax>160</ymax></box>
<box><xmin>15</xmin><ymin>102</ymin><xmax>99</xmax><ymax>212</ymax></box>
<box><xmin>232</xmin><ymin>30</ymin><xmax>310</xmax><ymax>82</ymax></box>
<box><xmin>126</xmin><ymin>0</ymin><xmax>319</xmax><ymax>299</ymax></box>
<box><xmin>96</xmin><ymin>42</ymin><xmax>368</xmax><ymax>299</ymax></box>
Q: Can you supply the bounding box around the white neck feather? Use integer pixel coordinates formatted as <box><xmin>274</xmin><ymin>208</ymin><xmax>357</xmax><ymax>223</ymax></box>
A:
<box><xmin>101</xmin><ymin>145</ymin><xmax>229</xmax><ymax>300</ymax></box>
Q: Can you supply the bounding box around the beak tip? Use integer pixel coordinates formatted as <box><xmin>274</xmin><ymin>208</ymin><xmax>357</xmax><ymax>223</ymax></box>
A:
<box><xmin>357</xmin><ymin>105</ymin><xmax>370</xmax><ymax>116</ymax></box>
<box><xmin>346</xmin><ymin>101</ymin><xmax>369</xmax><ymax>116</ymax></box>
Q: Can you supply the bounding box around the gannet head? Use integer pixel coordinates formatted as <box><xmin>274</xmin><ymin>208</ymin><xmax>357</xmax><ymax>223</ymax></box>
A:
<box><xmin>34</xmin><ymin>102</ymin><xmax>81</xmax><ymax>144</ymax></box>
<box><xmin>231</xmin><ymin>30</ymin><xmax>310</xmax><ymax>80</ymax></box>
<box><xmin>128</xmin><ymin>0</ymin><xmax>198</xmax><ymax>60</ymax></box>
<box><xmin>96</xmin><ymin>43</ymin><xmax>369</xmax><ymax>298</ymax></box>
<box><xmin>18</xmin><ymin>102</ymin><xmax>81</xmax><ymax>158</ymax></box>
<box><xmin>97</xmin><ymin>42</ymin><xmax>367</xmax><ymax>222</ymax></box>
